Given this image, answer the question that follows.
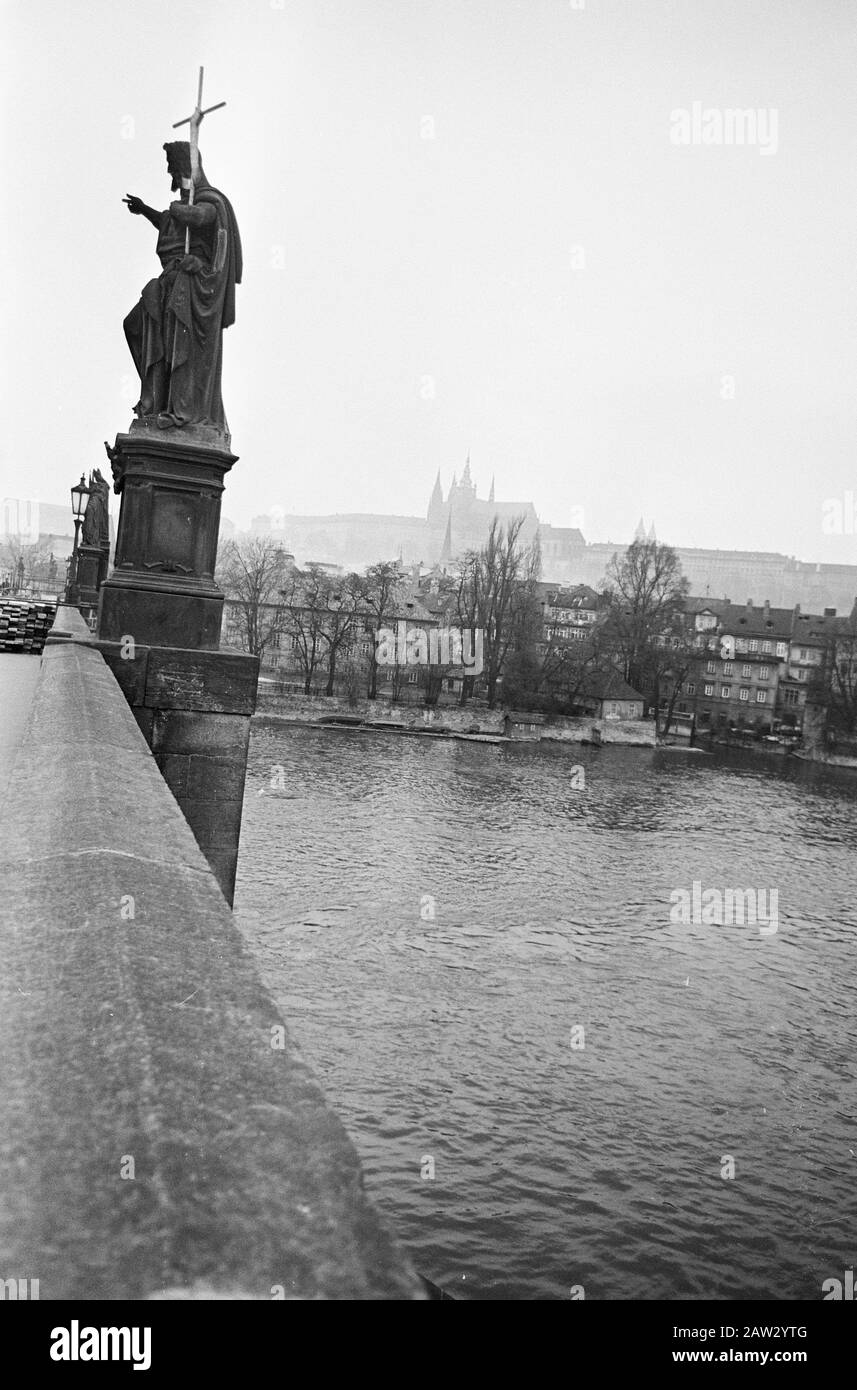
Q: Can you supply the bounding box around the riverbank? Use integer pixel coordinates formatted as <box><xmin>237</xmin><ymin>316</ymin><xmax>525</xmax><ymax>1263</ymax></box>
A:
<box><xmin>792</xmin><ymin>748</ymin><xmax>857</xmax><ymax>769</ymax></box>
<box><xmin>253</xmin><ymin>690</ymin><xmax>656</xmax><ymax>747</ymax></box>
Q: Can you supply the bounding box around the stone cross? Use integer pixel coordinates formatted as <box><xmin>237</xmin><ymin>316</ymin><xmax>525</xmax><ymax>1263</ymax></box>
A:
<box><xmin>171</xmin><ymin>67</ymin><xmax>227</xmax><ymax>250</ymax></box>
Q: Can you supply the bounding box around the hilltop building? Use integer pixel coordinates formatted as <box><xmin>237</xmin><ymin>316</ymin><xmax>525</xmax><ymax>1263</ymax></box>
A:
<box><xmin>251</xmin><ymin>459</ymin><xmax>576</xmax><ymax>576</ymax></box>
<box><xmin>247</xmin><ymin>471</ymin><xmax>857</xmax><ymax>615</ymax></box>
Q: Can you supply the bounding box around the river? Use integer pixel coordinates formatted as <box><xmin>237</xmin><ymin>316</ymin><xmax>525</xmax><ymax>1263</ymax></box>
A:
<box><xmin>234</xmin><ymin>723</ymin><xmax>857</xmax><ymax>1300</ymax></box>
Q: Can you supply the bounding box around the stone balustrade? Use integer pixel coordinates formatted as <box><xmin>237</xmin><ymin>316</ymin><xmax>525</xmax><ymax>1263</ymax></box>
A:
<box><xmin>0</xmin><ymin>608</ymin><xmax>422</xmax><ymax>1300</ymax></box>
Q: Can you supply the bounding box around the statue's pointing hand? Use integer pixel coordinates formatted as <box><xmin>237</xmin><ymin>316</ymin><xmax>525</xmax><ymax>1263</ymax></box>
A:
<box><xmin>179</xmin><ymin>254</ymin><xmax>204</xmax><ymax>276</ymax></box>
<box><xmin>123</xmin><ymin>194</ymin><xmax>146</xmax><ymax>215</ymax></box>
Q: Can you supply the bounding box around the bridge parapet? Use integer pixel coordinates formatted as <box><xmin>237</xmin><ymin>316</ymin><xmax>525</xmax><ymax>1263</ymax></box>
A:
<box><xmin>0</xmin><ymin>610</ymin><xmax>422</xmax><ymax>1299</ymax></box>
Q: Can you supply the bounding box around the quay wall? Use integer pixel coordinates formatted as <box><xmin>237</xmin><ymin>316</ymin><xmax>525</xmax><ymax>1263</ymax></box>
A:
<box><xmin>254</xmin><ymin>689</ymin><xmax>656</xmax><ymax>746</ymax></box>
<box><xmin>0</xmin><ymin>608</ymin><xmax>422</xmax><ymax>1300</ymax></box>
<box><xmin>539</xmin><ymin>718</ymin><xmax>656</xmax><ymax>747</ymax></box>
<box><xmin>255</xmin><ymin>689</ymin><xmax>502</xmax><ymax>734</ymax></box>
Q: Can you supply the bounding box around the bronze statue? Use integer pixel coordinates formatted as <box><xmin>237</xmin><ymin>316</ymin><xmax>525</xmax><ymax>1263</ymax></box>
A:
<box><xmin>122</xmin><ymin>138</ymin><xmax>242</xmax><ymax>435</ymax></box>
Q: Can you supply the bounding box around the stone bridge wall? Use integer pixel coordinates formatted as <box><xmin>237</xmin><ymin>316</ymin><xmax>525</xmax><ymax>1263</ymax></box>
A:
<box><xmin>0</xmin><ymin>608</ymin><xmax>421</xmax><ymax>1300</ymax></box>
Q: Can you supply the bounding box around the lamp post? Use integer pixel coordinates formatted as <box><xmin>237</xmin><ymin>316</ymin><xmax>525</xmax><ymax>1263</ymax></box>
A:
<box><xmin>66</xmin><ymin>474</ymin><xmax>90</xmax><ymax>604</ymax></box>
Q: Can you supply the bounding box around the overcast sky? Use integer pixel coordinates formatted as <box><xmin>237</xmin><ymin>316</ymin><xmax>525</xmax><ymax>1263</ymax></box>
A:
<box><xmin>1</xmin><ymin>0</ymin><xmax>856</xmax><ymax>560</ymax></box>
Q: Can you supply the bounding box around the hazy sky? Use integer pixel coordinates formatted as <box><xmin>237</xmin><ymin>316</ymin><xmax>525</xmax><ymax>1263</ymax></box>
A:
<box><xmin>2</xmin><ymin>0</ymin><xmax>856</xmax><ymax>560</ymax></box>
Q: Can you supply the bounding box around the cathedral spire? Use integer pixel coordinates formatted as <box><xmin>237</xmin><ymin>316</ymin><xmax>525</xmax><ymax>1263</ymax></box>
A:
<box><xmin>440</xmin><ymin>511</ymin><xmax>453</xmax><ymax>565</ymax></box>
<box><xmin>427</xmin><ymin>469</ymin><xmax>444</xmax><ymax>521</ymax></box>
<box><xmin>489</xmin><ymin>474</ymin><xmax>495</xmax><ymax>504</ymax></box>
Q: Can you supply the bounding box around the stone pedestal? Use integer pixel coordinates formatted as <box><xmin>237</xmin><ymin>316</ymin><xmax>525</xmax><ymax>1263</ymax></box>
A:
<box><xmin>74</xmin><ymin>541</ymin><xmax>110</xmax><ymax>609</ymax></box>
<box><xmin>96</xmin><ymin>424</ymin><xmax>258</xmax><ymax>904</ymax></box>
<box><xmin>98</xmin><ymin>424</ymin><xmax>234</xmax><ymax>651</ymax></box>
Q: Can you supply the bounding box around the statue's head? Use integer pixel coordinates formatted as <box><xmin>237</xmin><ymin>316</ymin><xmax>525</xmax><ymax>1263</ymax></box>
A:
<box><xmin>163</xmin><ymin>140</ymin><xmax>204</xmax><ymax>193</ymax></box>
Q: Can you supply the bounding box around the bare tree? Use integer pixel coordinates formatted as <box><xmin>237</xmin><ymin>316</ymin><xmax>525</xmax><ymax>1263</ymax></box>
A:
<box><xmin>340</xmin><ymin>652</ymin><xmax>367</xmax><ymax>709</ymax></box>
<box><xmin>601</xmin><ymin>540</ymin><xmax>689</xmax><ymax>700</ymax></box>
<box><xmin>809</xmin><ymin>620</ymin><xmax>857</xmax><ymax>737</ymax></box>
<box><xmin>654</xmin><ymin>624</ymin><xmax>699</xmax><ymax>737</ymax></box>
<box><xmin>552</xmin><ymin>631</ymin><xmax>615</xmax><ymax>713</ymax></box>
<box><xmin>359</xmin><ymin>560</ymin><xmax>403</xmax><ymax>699</ymax></box>
<box><xmin>279</xmin><ymin>565</ymin><xmax>363</xmax><ymax>696</ymax></box>
<box><xmin>319</xmin><ymin>572</ymin><xmax>363</xmax><ymax>696</ymax></box>
<box><xmin>456</xmin><ymin>516</ymin><xmax>540</xmax><ymax>708</ymax></box>
<box><xmin>279</xmin><ymin>565</ymin><xmax>333</xmax><ymax>695</ymax></box>
<box><xmin>217</xmin><ymin>536</ymin><xmax>294</xmax><ymax>662</ymax></box>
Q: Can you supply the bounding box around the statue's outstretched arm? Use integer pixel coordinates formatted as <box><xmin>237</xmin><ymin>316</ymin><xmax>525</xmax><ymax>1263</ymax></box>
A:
<box><xmin>123</xmin><ymin>195</ymin><xmax>163</xmax><ymax>229</ymax></box>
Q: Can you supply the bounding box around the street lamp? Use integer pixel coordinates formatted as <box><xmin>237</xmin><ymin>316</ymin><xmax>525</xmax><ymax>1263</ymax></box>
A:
<box><xmin>70</xmin><ymin>475</ymin><xmax>88</xmax><ymax>526</ymax></box>
<box><xmin>66</xmin><ymin>474</ymin><xmax>90</xmax><ymax>604</ymax></box>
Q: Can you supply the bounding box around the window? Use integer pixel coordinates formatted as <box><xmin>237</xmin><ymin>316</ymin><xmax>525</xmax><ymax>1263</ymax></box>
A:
<box><xmin>755</xmin><ymin>689</ymin><xmax>767</xmax><ymax>703</ymax></box>
<box><xmin>748</xmin><ymin>639</ymin><xmax>759</xmax><ymax>652</ymax></box>
<box><xmin>704</xmin><ymin>683</ymin><xmax>714</xmax><ymax>697</ymax></box>
<box><xmin>706</xmin><ymin>660</ymin><xmax>716</xmax><ymax>675</ymax></box>
<box><xmin>759</xmin><ymin>665</ymin><xmax>769</xmax><ymax>680</ymax></box>
<box><xmin>735</xmin><ymin>638</ymin><xmax>747</xmax><ymax>653</ymax></box>
<box><xmin>408</xmin><ymin>671</ymin><xmax>418</xmax><ymax>683</ymax></box>
<box><xmin>776</xmin><ymin>642</ymin><xmax>788</xmax><ymax>658</ymax></box>
<box><xmin>799</xmin><ymin>647</ymin><xmax>808</xmax><ymax>661</ymax></box>
<box><xmin>721</xmin><ymin>686</ymin><xmax>731</xmax><ymax>699</ymax></box>
<box><xmin>797</xmin><ymin>668</ymin><xmax>805</xmax><ymax>681</ymax></box>
<box><xmin>685</xmin><ymin>682</ymin><xmax>695</xmax><ymax>695</ymax></box>
<box><xmin>739</xmin><ymin>688</ymin><xmax>749</xmax><ymax>701</ymax></box>
<box><xmin>783</xmin><ymin>689</ymin><xmax>799</xmax><ymax>706</ymax></box>
<box><xmin>741</xmin><ymin>663</ymin><xmax>751</xmax><ymax>677</ymax></box>
<box><xmin>762</xmin><ymin>641</ymin><xmax>772</xmax><ymax>654</ymax></box>
<box><xmin>723</xmin><ymin>662</ymin><xmax>733</xmax><ymax>675</ymax></box>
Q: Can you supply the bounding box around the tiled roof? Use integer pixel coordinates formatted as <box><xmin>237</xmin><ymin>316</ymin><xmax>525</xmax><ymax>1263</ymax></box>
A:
<box><xmin>718</xmin><ymin>603</ymin><xmax>794</xmax><ymax>638</ymax></box>
<box><xmin>792</xmin><ymin>610</ymin><xmax>852</xmax><ymax>642</ymax></box>
<box><xmin>684</xmin><ymin>596</ymin><xmax>731</xmax><ymax>615</ymax></box>
<box><xmin>583</xmin><ymin>671</ymin><xmax>644</xmax><ymax>702</ymax></box>
<box><xmin>543</xmin><ymin>583</ymin><xmax>602</xmax><ymax>608</ymax></box>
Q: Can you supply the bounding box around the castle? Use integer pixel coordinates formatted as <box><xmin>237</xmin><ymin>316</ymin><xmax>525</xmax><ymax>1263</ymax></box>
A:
<box><xmin>249</xmin><ymin>464</ymin><xmax>857</xmax><ymax>615</ymax></box>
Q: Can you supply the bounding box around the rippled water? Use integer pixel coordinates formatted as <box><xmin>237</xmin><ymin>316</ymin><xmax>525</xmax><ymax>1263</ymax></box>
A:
<box><xmin>234</xmin><ymin>724</ymin><xmax>857</xmax><ymax>1300</ymax></box>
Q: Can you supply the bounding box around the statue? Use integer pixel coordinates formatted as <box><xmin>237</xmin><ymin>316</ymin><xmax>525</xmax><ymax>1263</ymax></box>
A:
<box><xmin>81</xmin><ymin>469</ymin><xmax>110</xmax><ymax>547</ymax></box>
<box><xmin>122</xmin><ymin>92</ymin><xmax>241</xmax><ymax>437</ymax></box>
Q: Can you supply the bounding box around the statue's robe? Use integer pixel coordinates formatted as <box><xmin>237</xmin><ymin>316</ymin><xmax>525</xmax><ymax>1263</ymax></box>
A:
<box><xmin>124</xmin><ymin>184</ymin><xmax>242</xmax><ymax>432</ymax></box>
